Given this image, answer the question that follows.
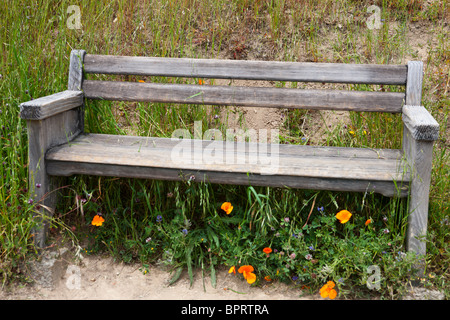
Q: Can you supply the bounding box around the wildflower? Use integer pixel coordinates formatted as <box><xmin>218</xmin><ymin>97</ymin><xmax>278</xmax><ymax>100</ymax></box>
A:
<box><xmin>264</xmin><ymin>276</ymin><xmax>272</xmax><ymax>281</ymax></box>
<box><xmin>365</xmin><ymin>218</ymin><xmax>372</xmax><ymax>226</ymax></box>
<box><xmin>198</xmin><ymin>79</ymin><xmax>204</xmax><ymax>85</ymax></box>
<box><xmin>91</xmin><ymin>214</ymin><xmax>105</xmax><ymax>226</ymax></box>
<box><xmin>156</xmin><ymin>215</ymin><xmax>162</xmax><ymax>223</ymax></box>
<box><xmin>238</xmin><ymin>265</ymin><xmax>256</xmax><ymax>284</ymax></box>
<box><xmin>320</xmin><ymin>281</ymin><xmax>337</xmax><ymax>299</ymax></box>
<box><xmin>35</xmin><ymin>183</ymin><xmax>41</xmax><ymax>188</ymax></box>
<box><xmin>383</xmin><ymin>228</ymin><xmax>390</xmax><ymax>234</ymax></box>
<box><xmin>263</xmin><ymin>247</ymin><xmax>272</xmax><ymax>254</ymax></box>
<box><xmin>317</xmin><ymin>206</ymin><xmax>324</xmax><ymax>212</ymax></box>
<box><xmin>349</xmin><ymin>130</ymin><xmax>355</xmax><ymax>136</ymax></box>
<box><xmin>284</xmin><ymin>217</ymin><xmax>290</xmax><ymax>223</ymax></box>
<box><xmin>182</xmin><ymin>228</ymin><xmax>188</xmax><ymax>235</ymax></box>
<box><xmin>138</xmin><ymin>80</ymin><xmax>145</xmax><ymax>83</ymax></box>
<box><xmin>336</xmin><ymin>210</ymin><xmax>352</xmax><ymax>224</ymax></box>
<box><xmin>145</xmin><ymin>237</ymin><xmax>152</xmax><ymax>243</ymax></box>
<box><xmin>308</xmin><ymin>245</ymin><xmax>315</xmax><ymax>251</ymax></box>
<box><xmin>244</xmin><ymin>272</ymin><xmax>256</xmax><ymax>284</ymax></box>
<box><xmin>228</xmin><ymin>266</ymin><xmax>236</xmax><ymax>274</ymax></box>
<box><xmin>305</xmin><ymin>254</ymin><xmax>312</xmax><ymax>260</ymax></box>
<box><xmin>28</xmin><ymin>198</ymin><xmax>33</xmax><ymax>205</ymax></box>
<box><xmin>289</xmin><ymin>253</ymin><xmax>296</xmax><ymax>259</ymax></box>
<box><xmin>167</xmin><ymin>192</ymin><xmax>174</xmax><ymax>198</ymax></box>
<box><xmin>221</xmin><ymin>202</ymin><xmax>233</xmax><ymax>215</ymax></box>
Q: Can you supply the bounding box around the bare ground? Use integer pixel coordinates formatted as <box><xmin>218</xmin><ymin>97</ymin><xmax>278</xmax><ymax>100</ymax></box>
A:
<box><xmin>0</xmin><ymin>252</ymin><xmax>315</xmax><ymax>300</ymax></box>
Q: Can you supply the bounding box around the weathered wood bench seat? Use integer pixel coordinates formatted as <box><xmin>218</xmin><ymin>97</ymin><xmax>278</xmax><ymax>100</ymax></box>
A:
<box><xmin>20</xmin><ymin>50</ymin><xmax>439</xmax><ymax>259</ymax></box>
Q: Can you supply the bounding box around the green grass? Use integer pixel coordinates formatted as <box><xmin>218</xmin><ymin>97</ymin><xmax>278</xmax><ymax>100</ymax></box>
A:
<box><xmin>1</xmin><ymin>0</ymin><xmax>449</xmax><ymax>298</ymax></box>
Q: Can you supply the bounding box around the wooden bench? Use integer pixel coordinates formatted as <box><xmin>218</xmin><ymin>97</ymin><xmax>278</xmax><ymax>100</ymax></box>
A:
<box><xmin>20</xmin><ymin>50</ymin><xmax>439</xmax><ymax>258</ymax></box>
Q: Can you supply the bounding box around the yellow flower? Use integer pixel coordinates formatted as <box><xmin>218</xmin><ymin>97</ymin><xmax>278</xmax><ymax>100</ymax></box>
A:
<box><xmin>336</xmin><ymin>210</ymin><xmax>352</xmax><ymax>224</ymax></box>
<box><xmin>91</xmin><ymin>214</ymin><xmax>105</xmax><ymax>226</ymax></box>
<box><xmin>221</xmin><ymin>202</ymin><xmax>233</xmax><ymax>215</ymax></box>
<box><xmin>228</xmin><ymin>266</ymin><xmax>236</xmax><ymax>274</ymax></box>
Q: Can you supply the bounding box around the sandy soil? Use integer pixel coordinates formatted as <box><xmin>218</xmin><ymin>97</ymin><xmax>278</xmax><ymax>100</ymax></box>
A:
<box><xmin>1</xmin><ymin>253</ymin><xmax>315</xmax><ymax>300</ymax></box>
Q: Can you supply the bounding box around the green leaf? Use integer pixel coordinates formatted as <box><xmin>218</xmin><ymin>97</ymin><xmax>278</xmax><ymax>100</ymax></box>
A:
<box><xmin>210</xmin><ymin>257</ymin><xmax>217</xmax><ymax>289</ymax></box>
<box><xmin>168</xmin><ymin>266</ymin><xmax>183</xmax><ymax>285</ymax></box>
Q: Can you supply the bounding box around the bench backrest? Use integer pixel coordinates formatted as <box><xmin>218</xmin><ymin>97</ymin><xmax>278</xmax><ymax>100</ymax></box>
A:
<box><xmin>69</xmin><ymin>50</ymin><xmax>422</xmax><ymax>115</ymax></box>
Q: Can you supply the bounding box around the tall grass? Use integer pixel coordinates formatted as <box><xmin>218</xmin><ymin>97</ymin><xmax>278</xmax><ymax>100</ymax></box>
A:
<box><xmin>0</xmin><ymin>0</ymin><xmax>448</xmax><ymax>297</ymax></box>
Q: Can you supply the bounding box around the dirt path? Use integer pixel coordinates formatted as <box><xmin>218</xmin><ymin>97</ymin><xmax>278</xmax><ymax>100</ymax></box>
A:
<box><xmin>1</xmin><ymin>253</ymin><xmax>315</xmax><ymax>300</ymax></box>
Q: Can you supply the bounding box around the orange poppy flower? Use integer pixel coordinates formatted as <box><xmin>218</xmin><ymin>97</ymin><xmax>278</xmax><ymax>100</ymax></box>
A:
<box><xmin>238</xmin><ymin>265</ymin><xmax>256</xmax><ymax>284</ymax></box>
<box><xmin>238</xmin><ymin>265</ymin><xmax>254</xmax><ymax>274</ymax></box>
<box><xmin>198</xmin><ymin>79</ymin><xmax>204</xmax><ymax>85</ymax></box>
<box><xmin>365</xmin><ymin>218</ymin><xmax>372</xmax><ymax>226</ymax></box>
<box><xmin>221</xmin><ymin>202</ymin><xmax>233</xmax><ymax>215</ymax></box>
<box><xmin>263</xmin><ymin>247</ymin><xmax>272</xmax><ymax>254</ymax></box>
<box><xmin>228</xmin><ymin>266</ymin><xmax>236</xmax><ymax>274</ymax></box>
<box><xmin>244</xmin><ymin>272</ymin><xmax>256</xmax><ymax>284</ymax></box>
<box><xmin>320</xmin><ymin>281</ymin><xmax>337</xmax><ymax>299</ymax></box>
<box><xmin>264</xmin><ymin>276</ymin><xmax>272</xmax><ymax>281</ymax></box>
<box><xmin>336</xmin><ymin>210</ymin><xmax>352</xmax><ymax>224</ymax></box>
<box><xmin>138</xmin><ymin>80</ymin><xmax>145</xmax><ymax>83</ymax></box>
<box><xmin>91</xmin><ymin>214</ymin><xmax>105</xmax><ymax>226</ymax></box>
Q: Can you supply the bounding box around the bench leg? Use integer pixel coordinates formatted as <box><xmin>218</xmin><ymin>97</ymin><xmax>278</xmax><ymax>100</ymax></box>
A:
<box><xmin>27</xmin><ymin>120</ymin><xmax>58</xmax><ymax>248</ymax></box>
<box><xmin>403</xmin><ymin>126</ymin><xmax>434</xmax><ymax>258</ymax></box>
<box><xmin>26</xmin><ymin>109</ymin><xmax>82</xmax><ymax>248</ymax></box>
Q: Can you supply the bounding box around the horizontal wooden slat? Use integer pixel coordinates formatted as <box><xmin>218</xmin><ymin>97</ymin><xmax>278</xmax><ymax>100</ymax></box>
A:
<box><xmin>83</xmin><ymin>80</ymin><xmax>405</xmax><ymax>113</ymax></box>
<box><xmin>47</xmin><ymin>161</ymin><xmax>409</xmax><ymax>197</ymax></box>
<box><xmin>46</xmin><ymin>134</ymin><xmax>410</xmax><ymax>183</ymax></box>
<box><xmin>68</xmin><ymin>133</ymin><xmax>404</xmax><ymax>160</ymax></box>
<box><xmin>84</xmin><ymin>54</ymin><xmax>407</xmax><ymax>85</ymax></box>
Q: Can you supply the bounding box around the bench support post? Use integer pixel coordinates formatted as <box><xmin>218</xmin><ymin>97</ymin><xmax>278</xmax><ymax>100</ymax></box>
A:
<box><xmin>20</xmin><ymin>90</ymin><xmax>84</xmax><ymax>248</ymax></box>
<box><xmin>402</xmin><ymin>62</ymin><xmax>439</xmax><ymax>260</ymax></box>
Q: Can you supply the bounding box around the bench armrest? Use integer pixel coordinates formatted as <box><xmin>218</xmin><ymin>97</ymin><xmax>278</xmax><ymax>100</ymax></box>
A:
<box><xmin>402</xmin><ymin>105</ymin><xmax>439</xmax><ymax>141</ymax></box>
<box><xmin>19</xmin><ymin>90</ymin><xmax>83</xmax><ymax>120</ymax></box>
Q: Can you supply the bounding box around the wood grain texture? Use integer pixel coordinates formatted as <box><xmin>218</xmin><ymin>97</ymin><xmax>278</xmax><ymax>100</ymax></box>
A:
<box><xmin>26</xmin><ymin>109</ymin><xmax>82</xmax><ymax>248</ymax></box>
<box><xmin>19</xmin><ymin>90</ymin><xmax>83</xmax><ymax>120</ymax></box>
<box><xmin>406</xmin><ymin>61</ymin><xmax>423</xmax><ymax>105</ymax></box>
<box><xmin>68</xmin><ymin>50</ymin><xmax>86</xmax><ymax>91</ymax></box>
<box><xmin>47</xmin><ymin>161</ymin><xmax>408</xmax><ymax>197</ymax></box>
<box><xmin>402</xmin><ymin>105</ymin><xmax>439</xmax><ymax>141</ymax></box>
<box><xmin>402</xmin><ymin>61</ymin><xmax>434</xmax><ymax>257</ymax></box>
<box><xmin>83</xmin><ymin>80</ymin><xmax>405</xmax><ymax>113</ymax></box>
<box><xmin>83</xmin><ymin>54</ymin><xmax>408</xmax><ymax>85</ymax></box>
<box><xmin>403</xmin><ymin>125</ymin><xmax>434</xmax><ymax>256</ymax></box>
<box><xmin>45</xmin><ymin>134</ymin><xmax>410</xmax><ymax>191</ymax></box>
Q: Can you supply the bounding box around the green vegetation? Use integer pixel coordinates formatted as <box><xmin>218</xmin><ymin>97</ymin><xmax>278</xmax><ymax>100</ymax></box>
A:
<box><xmin>1</xmin><ymin>0</ymin><xmax>448</xmax><ymax>299</ymax></box>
